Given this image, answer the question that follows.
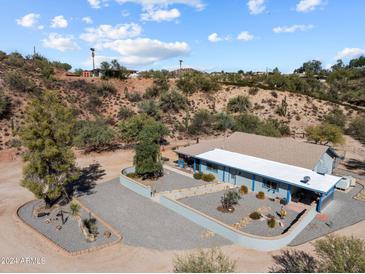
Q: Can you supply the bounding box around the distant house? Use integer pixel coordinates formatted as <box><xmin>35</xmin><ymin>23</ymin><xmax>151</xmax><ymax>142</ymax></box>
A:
<box><xmin>175</xmin><ymin>132</ymin><xmax>342</xmax><ymax>212</ymax></box>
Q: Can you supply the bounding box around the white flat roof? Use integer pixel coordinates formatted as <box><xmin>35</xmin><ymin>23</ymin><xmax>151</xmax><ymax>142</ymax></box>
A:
<box><xmin>196</xmin><ymin>149</ymin><xmax>341</xmax><ymax>194</ymax></box>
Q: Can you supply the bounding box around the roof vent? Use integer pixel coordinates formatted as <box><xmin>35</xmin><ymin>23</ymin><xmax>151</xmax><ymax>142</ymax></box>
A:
<box><xmin>301</xmin><ymin>176</ymin><xmax>311</xmax><ymax>184</ymax></box>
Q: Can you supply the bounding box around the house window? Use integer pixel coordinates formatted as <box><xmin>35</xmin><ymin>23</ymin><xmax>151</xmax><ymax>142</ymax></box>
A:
<box><xmin>206</xmin><ymin>162</ymin><xmax>218</xmax><ymax>173</ymax></box>
<box><xmin>263</xmin><ymin>180</ymin><xmax>278</xmax><ymax>191</ymax></box>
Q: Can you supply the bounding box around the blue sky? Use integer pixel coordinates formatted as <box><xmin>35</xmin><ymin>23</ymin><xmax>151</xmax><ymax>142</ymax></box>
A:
<box><xmin>0</xmin><ymin>0</ymin><xmax>364</xmax><ymax>72</ymax></box>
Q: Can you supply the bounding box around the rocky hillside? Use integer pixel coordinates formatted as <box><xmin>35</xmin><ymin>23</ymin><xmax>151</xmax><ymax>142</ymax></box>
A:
<box><xmin>0</xmin><ymin>52</ymin><xmax>363</xmax><ymax>152</ymax></box>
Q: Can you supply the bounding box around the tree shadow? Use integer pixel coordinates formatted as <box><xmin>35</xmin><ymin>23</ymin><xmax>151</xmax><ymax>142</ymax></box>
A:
<box><xmin>344</xmin><ymin>159</ymin><xmax>365</xmax><ymax>176</ymax></box>
<box><xmin>67</xmin><ymin>162</ymin><xmax>106</xmax><ymax>198</ymax></box>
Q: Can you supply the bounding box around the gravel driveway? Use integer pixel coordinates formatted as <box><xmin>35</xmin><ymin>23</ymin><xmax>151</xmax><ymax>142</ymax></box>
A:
<box><xmin>79</xmin><ymin>178</ymin><xmax>230</xmax><ymax>250</ymax></box>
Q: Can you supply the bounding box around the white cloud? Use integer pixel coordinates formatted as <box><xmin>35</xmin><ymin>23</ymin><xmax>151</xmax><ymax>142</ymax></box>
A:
<box><xmin>208</xmin><ymin>33</ymin><xmax>232</xmax><ymax>43</ymax></box>
<box><xmin>141</xmin><ymin>8</ymin><xmax>180</xmax><ymax>22</ymax></box>
<box><xmin>100</xmin><ymin>38</ymin><xmax>190</xmax><ymax>66</ymax></box>
<box><xmin>80</xmin><ymin>23</ymin><xmax>142</xmax><ymax>43</ymax></box>
<box><xmin>42</xmin><ymin>33</ymin><xmax>80</xmax><ymax>52</ymax></box>
<box><xmin>82</xmin><ymin>16</ymin><xmax>93</xmax><ymax>24</ymax></box>
<box><xmin>16</xmin><ymin>13</ymin><xmax>40</xmax><ymax>28</ymax></box>
<box><xmin>273</xmin><ymin>24</ymin><xmax>314</xmax><ymax>33</ymax></box>
<box><xmin>88</xmin><ymin>0</ymin><xmax>109</xmax><ymax>9</ymax></box>
<box><xmin>335</xmin><ymin>48</ymin><xmax>365</xmax><ymax>59</ymax></box>
<box><xmin>237</xmin><ymin>31</ymin><xmax>254</xmax><ymax>41</ymax></box>
<box><xmin>115</xmin><ymin>0</ymin><xmax>205</xmax><ymax>10</ymax></box>
<box><xmin>247</xmin><ymin>0</ymin><xmax>266</xmax><ymax>15</ymax></box>
<box><xmin>296</xmin><ymin>0</ymin><xmax>322</xmax><ymax>12</ymax></box>
<box><xmin>51</xmin><ymin>15</ymin><xmax>68</xmax><ymax>28</ymax></box>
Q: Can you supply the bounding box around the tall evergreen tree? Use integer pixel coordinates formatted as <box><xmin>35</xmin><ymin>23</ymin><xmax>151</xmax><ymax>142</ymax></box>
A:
<box><xmin>19</xmin><ymin>91</ymin><xmax>79</xmax><ymax>207</ymax></box>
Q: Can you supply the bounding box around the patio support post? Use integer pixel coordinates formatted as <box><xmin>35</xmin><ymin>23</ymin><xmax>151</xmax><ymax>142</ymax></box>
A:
<box><xmin>193</xmin><ymin>158</ymin><xmax>196</xmax><ymax>174</ymax></box>
<box><xmin>317</xmin><ymin>193</ymin><xmax>324</xmax><ymax>212</ymax></box>
<box><xmin>286</xmin><ymin>185</ymin><xmax>292</xmax><ymax>204</ymax></box>
<box><xmin>252</xmin><ymin>175</ymin><xmax>256</xmax><ymax>192</ymax></box>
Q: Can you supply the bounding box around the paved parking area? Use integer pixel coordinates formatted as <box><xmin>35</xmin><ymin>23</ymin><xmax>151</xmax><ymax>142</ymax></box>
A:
<box><xmin>179</xmin><ymin>189</ymin><xmax>299</xmax><ymax>237</ymax></box>
<box><xmin>290</xmin><ymin>184</ymin><xmax>365</xmax><ymax>246</ymax></box>
<box><xmin>79</xmin><ymin>178</ymin><xmax>231</xmax><ymax>250</ymax></box>
<box><xmin>153</xmin><ymin>169</ymin><xmax>209</xmax><ymax>193</ymax></box>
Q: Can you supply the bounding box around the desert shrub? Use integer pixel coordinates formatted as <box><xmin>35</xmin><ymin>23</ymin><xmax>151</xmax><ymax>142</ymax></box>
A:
<box><xmin>256</xmin><ymin>191</ymin><xmax>265</xmax><ymax>199</ymax></box>
<box><xmin>213</xmin><ymin>112</ymin><xmax>235</xmax><ymax>131</ymax></box>
<box><xmin>227</xmin><ymin>95</ymin><xmax>252</xmax><ymax>113</ymax></box>
<box><xmin>0</xmin><ymin>50</ymin><xmax>6</xmax><ymax>61</ymax></box>
<box><xmin>324</xmin><ymin>108</ymin><xmax>346</xmax><ymax>129</ymax></box>
<box><xmin>8</xmin><ymin>138</ymin><xmax>22</xmax><ymax>148</ymax></box>
<box><xmin>96</xmin><ymin>82</ymin><xmax>117</xmax><ymax>96</ymax></box>
<box><xmin>249</xmin><ymin>211</ymin><xmax>262</xmax><ymax>220</ymax></box>
<box><xmin>4</xmin><ymin>71</ymin><xmax>36</xmax><ymax>93</ymax></box>
<box><xmin>248</xmin><ymin>87</ymin><xmax>259</xmax><ymax>95</ymax></box>
<box><xmin>188</xmin><ymin>109</ymin><xmax>213</xmax><ymax>135</ymax></box>
<box><xmin>6</xmin><ymin>52</ymin><xmax>25</xmax><ymax>67</ymax></box>
<box><xmin>173</xmin><ymin>248</ymin><xmax>236</xmax><ymax>273</ymax></box>
<box><xmin>73</xmin><ymin>119</ymin><xmax>115</xmax><ymax>152</ymax></box>
<box><xmin>348</xmin><ymin>116</ymin><xmax>365</xmax><ymax>143</ymax></box>
<box><xmin>270</xmin><ymin>250</ymin><xmax>318</xmax><ymax>273</ymax></box>
<box><xmin>68</xmin><ymin>79</ymin><xmax>97</xmax><ymax>94</ymax></box>
<box><xmin>239</xmin><ymin>185</ymin><xmax>248</xmax><ymax>195</ymax></box>
<box><xmin>193</xmin><ymin>172</ymin><xmax>203</xmax><ymax>180</ymax></box>
<box><xmin>233</xmin><ymin>113</ymin><xmax>261</xmax><ymax>133</ymax></box>
<box><xmin>70</xmin><ymin>201</ymin><xmax>80</xmax><ymax>217</ymax></box>
<box><xmin>86</xmin><ymin>94</ymin><xmax>102</xmax><ymax>110</ymax></box>
<box><xmin>83</xmin><ymin>218</ymin><xmax>98</xmax><ymax>236</ymax></box>
<box><xmin>177</xmin><ymin>72</ymin><xmax>220</xmax><ymax>94</ymax></box>
<box><xmin>0</xmin><ymin>89</ymin><xmax>10</xmax><ymax>118</ymax></box>
<box><xmin>138</xmin><ymin>99</ymin><xmax>161</xmax><ymax>119</ymax></box>
<box><xmin>271</xmin><ymin>91</ymin><xmax>278</xmax><ymax>98</ymax></box>
<box><xmin>267</xmin><ymin>217</ymin><xmax>276</xmax><ymax>228</ymax></box>
<box><xmin>202</xmin><ymin>173</ymin><xmax>216</xmax><ymax>182</ymax></box>
<box><xmin>159</xmin><ymin>89</ymin><xmax>187</xmax><ymax>112</ymax></box>
<box><xmin>125</xmin><ymin>91</ymin><xmax>142</xmax><ymax>102</ymax></box>
<box><xmin>314</xmin><ymin>235</ymin><xmax>365</xmax><ymax>273</ymax></box>
<box><xmin>220</xmin><ymin>190</ymin><xmax>241</xmax><ymax>211</ymax></box>
<box><xmin>306</xmin><ymin>123</ymin><xmax>344</xmax><ymax>145</ymax></box>
<box><xmin>118</xmin><ymin>106</ymin><xmax>134</xmax><ymax>120</ymax></box>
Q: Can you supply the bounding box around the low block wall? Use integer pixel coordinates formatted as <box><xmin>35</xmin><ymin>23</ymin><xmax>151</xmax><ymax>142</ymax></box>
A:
<box><xmin>120</xmin><ymin>168</ymin><xmax>152</xmax><ymax>198</ymax></box>
<box><xmin>159</xmin><ymin>196</ymin><xmax>317</xmax><ymax>251</ymax></box>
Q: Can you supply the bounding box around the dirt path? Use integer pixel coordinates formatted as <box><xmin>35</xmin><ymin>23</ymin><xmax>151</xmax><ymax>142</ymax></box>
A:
<box><xmin>1</xmin><ymin>148</ymin><xmax>365</xmax><ymax>273</ymax></box>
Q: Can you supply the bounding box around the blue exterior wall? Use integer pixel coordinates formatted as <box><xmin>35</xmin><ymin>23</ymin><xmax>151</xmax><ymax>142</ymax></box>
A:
<box><xmin>199</xmin><ymin>161</ymin><xmax>289</xmax><ymax>200</ymax></box>
<box><xmin>314</xmin><ymin>151</ymin><xmax>335</xmax><ymax>174</ymax></box>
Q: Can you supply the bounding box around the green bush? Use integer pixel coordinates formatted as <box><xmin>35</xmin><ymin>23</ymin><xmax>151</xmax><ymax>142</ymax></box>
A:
<box><xmin>239</xmin><ymin>185</ymin><xmax>248</xmax><ymax>194</ymax></box>
<box><xmin>0</xmin><ymin>89</ymin><xmax>10</xmax><ymax>118</ymax></box>
<box><xmin>96</xmin><ymin>82</ymin><xmax>117</xmax><ymax>96</ymax></box>
<box><xmin>324</xmin><ymin>108</ymin><xmax>346</xmax><ymax>129</ymax></box>
<box><xmin>6</xmin><ymin>52</ymin><xmax>25</xmax><ymax>67</ymax></box>
<box><xmin>118</xmin><ymin>106</ymin><xmax>134</xmax><ymax>120</ymax></box>
<box><xmin>138</xmin><ymin>99</ymin><xmax>161</xmax><ymax>119</ymax></box>
<box><xmin>202</xmin><ymin>173</ymin><xmax>216</xmax><ymax>182</ymax></box>
<box><xmin>227</xmin><ymin>95</ymin><xmax>252</xmax><ymax>113</ymax></box>
<box><xmin>159</xmin><ymin>89</ymin><xmax>187</xmax><ymax>112</ymax></box>
<box><xmin>173</xmin><ymin>248</ymin><xmax>236</xmax><ymax>273</ymax></box>
<box><xmin>233</xmin><ymin>113</ymin><xmax>261</xmax><ymax>133</ymax></box>
<box><xmin>256</xmin><ymin>191</ymin><xmax>265</xmax><ymax>199</ymax></box>
<box><xmin>4</xmin><ymin>71</ymin><xmax>36</xmax><ymax>93</ymax></box>
<box><xmin>213</xmin><ymin>112</ymin><xmax>235</xmax><ymax>131</ymax></box>
<box><xmin>267</xmin><ymin>217</ymin><xmax>276</xmax><ymax>228</ymax></box>
<box><xmin>220</xmin><ymin>190</ymin><xmax>241</xmax><ymax>210</ymax></box>
<box><xmin>188</xmin><ymin>109</ymin><xmax>213</xmax><ymax>135</ymax></box>
<box><xmin>193</xmin><ymin>172</ymin><xmax>203</xmax><ymax>180</ymax></box>
<box><xmin>86</xmin><ymin>94</ymin><xmax>102</xmax><ymax>111</ymax></box>
<box><xmin>70</xmin><ymin>201</ymin><xmax>80</xmax><ymax>217</ymax></box>
<box><xmin>306</xmin><ymin>123</ymin><xmax>345</xmax><ymax>145</ymax></box>
<box><xmin>176</xmin><ymin>72</ymin><xmax>220</xmax><ymax>94</ymax></box>
<box><xmin>249</xmin><ymin>211</ymin><xmax>262</xmax><ymax>220</ymax></box>
<box><xmin>125</xmin><ymin>91</ymin><xmax>142</xmax><ymax>102</ymax></box>
<box><xmin>348</xmin><ymin>116</ymin><xmax>365</xmax><ymax>143</ymax></box>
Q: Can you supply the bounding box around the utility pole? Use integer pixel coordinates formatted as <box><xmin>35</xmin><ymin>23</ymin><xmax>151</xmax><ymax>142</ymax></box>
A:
<box><xmin>179</xmin><ymin>59</ymin><xmax>183</xmax><ymax>70</ymax></box>
<box><xmin>90</xmin><ymin>48</ymin><xmax>95</xmax><ymax>71</ymax></box>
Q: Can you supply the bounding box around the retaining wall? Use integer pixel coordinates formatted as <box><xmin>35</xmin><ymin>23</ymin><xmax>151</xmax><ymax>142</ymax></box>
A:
<box><xmin>159</xmin><ymin>196</ymin><xmax>317</xmax><ymax>251</ymax></box>
<box><xmin>120</xmin><ymin>168</ymin><xmax>152</xmax><ymax>198</ymax></box>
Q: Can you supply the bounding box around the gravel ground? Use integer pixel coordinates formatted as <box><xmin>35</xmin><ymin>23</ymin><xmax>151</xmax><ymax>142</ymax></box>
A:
<box><xmin>18</xmin><ymin>201</ymin><xmax>118</xmax><ymax>253</ymax></box>
<box><xmin>79</xmin><ymin>178</ymin><xmax>231</xmax><ymax>250</ymax></box>
<box><xmin>179</xmin><ymin>190</ymin><xmax>299</xmax><ymax>237</ymax></box>
<box><xmin>290</xmin><ymin>183</ymin><xmax>365</xmax><ymax>246</ymax></box>
<box><xmin>153</xmin><ymin>169</ymin><xmax>209</xmax><ymax>193</ymax></box>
